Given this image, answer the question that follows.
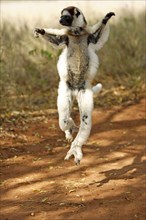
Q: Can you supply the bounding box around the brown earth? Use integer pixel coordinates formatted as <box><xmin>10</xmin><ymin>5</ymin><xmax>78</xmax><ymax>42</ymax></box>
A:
<box><xmin>0</xmin><ymin>99</ymin><xmax>146</xmax><ymax>220</ymax></box>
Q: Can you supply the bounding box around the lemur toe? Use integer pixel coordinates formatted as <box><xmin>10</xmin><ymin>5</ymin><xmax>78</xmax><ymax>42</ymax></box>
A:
<box><xmin>75</xmin><ymin>159</ymin><xmax>80</xmax><ymax>166</ymax></box>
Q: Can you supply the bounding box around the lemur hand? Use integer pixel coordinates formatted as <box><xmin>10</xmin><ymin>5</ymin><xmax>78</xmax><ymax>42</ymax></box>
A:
<box><xmin>102</xmin><ymin>12</ymin><xmax>115</xmax><ymax>24</ymax></box>
<box><xmin>34</xmin><ymin>28</ymin><xmax>45</xmax><ymax>38</ymax></box>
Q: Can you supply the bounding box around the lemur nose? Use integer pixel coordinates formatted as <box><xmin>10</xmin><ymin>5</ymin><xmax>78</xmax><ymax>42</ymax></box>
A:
<box><xmin>60</xmin><ymin>19</ymin><xmax>63</xmax><ymax>24</ymax></box>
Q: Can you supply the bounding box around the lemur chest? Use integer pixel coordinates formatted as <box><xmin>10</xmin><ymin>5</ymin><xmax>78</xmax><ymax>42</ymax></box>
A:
<box><xmin>67</xmin><ymin>35</ymin><xmax>89</xmax><ymax>89</ymax></box>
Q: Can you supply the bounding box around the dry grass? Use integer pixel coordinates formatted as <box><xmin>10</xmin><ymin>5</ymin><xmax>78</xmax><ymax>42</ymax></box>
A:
<box><xmin>0</xmin><ymin>10</ymin><xmax>145</xmax><ymax>113</ymax></box>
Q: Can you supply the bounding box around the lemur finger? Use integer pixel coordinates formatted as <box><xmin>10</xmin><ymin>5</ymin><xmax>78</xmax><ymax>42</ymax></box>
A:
<box><xmin>102</xmin><ymin>12</ymin><xmax>115</xmax><ymax>24</ymax></box>
<box><xmin>35</xmin><ymin>28</ymin><xmax>45</xmax><ymax>35</ymax></box>
<box><xmin>34</xmin><ymin>29</ymin><xmax>39</xmax><ymax>38</ymax></box>
<box><xmin>106</xmin><ymin>12</ymin><xmax>115</xmax><ymax>18</ymax></box>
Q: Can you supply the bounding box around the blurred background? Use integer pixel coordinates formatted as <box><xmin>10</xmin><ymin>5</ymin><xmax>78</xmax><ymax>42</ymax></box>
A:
<box><xmin>0</xmin><ymin>0</ymin><xmax>146</xmax><ymax>113</ymax></box>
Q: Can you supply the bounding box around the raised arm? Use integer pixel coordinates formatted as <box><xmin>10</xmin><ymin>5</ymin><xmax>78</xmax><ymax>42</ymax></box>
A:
<box><xmin>88</xmin><ymin>12</ymin><xmax>115</xmax><ymax>50</ymax></box>
<box><xmin>34</xmin><ymin>28</ymin><xmax>68</xmax><ymax>48</ymax></box>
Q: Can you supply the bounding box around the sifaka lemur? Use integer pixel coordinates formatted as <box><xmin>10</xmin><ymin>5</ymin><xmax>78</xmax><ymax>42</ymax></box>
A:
<box><xmin>34</xmin><ymin>6</ymin><xmax>115</xmax><ymax>164</ymax></box>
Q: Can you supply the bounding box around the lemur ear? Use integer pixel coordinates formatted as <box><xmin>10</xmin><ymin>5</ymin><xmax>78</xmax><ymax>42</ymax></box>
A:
<box><xmin>74</xmin><ymin>8</ymin><xmax>80</xmax><ymax>17</ymax></box>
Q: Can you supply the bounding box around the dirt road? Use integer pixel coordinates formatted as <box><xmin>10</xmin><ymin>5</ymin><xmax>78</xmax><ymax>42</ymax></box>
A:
<box><xmin>0</xmin><ymin>99</ymin><xmax>145</xmax><ymax>220</ymax></box>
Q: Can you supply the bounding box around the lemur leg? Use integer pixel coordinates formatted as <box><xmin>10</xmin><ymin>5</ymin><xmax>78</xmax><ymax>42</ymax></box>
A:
<box><xmin>57</xmin><ymin>82</ymin><xmax>78</xmax><ymax>142</ymax></box>
<box><xmin>65</xmin><ymin>89</ymin><xmax>93</xmax><ymax>164</ymax></box>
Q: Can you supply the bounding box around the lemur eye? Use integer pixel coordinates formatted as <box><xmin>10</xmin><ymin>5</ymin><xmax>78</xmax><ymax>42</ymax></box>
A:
<box><xmin>66</xmin><ymin>15</ymin><xmax>72</xmax><ymax>21</ymax></box>
<box><xmin>61</xmin><ymin>15</ymin><xmax>72</xmax><ymax>21</ymax></box>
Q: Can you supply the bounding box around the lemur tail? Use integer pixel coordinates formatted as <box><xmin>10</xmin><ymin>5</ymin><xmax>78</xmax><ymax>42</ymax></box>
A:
<box><xmin>92</xmin><ymin>83</ymin><xmax>102</xmax><ymax>95</ymax></box>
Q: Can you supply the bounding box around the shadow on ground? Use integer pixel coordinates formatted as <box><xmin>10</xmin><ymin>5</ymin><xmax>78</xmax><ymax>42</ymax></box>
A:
<box><xmin>0</xmin><ymin>99</ymin><xmax>146</xmax><ymax>220</ymax></box>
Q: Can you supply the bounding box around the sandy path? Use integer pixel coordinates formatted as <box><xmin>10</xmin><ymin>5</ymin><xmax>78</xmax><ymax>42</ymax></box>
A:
<box><xmin>0</xmin><ymin>99</ymin><xmax>145</xmax><ymax>220</ymax></box>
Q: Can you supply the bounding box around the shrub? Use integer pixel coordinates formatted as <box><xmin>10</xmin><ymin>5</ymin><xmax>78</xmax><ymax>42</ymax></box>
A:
<box><xmin>0</xmin><ymin>10</ymin><xmax>145</xmax><ymax>112</ymax></box>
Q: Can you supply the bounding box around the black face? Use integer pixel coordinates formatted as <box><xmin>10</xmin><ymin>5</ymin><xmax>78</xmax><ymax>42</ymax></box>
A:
<box><xmin>59</xmin><ymin>15</ymin><xmax>73</xmax><ymax>26</ymax></box>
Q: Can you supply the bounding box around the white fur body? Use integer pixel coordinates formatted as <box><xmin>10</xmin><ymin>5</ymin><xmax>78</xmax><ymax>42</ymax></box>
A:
<box><xmin>57</xmin><ymin>44</ymin><xmax>99</xmax><ymax>87</ymax></box>
<box><xmin>57</xmin><ymin>37</ymin><xmax>100</xmax><ymax>163</ymax></box>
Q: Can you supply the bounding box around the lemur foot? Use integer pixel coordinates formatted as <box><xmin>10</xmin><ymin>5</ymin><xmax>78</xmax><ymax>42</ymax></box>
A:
<box><xmin>34</xmin><ymin>28</ymin><xmax>45</xmax><ymax>38</ymax></box>
<box><xmin>64</xmin><ymin>146</ymin><xmax>83</xmax><ymax>165</ymax></box>
<box><xmin>65</xmin><ymin>125</ymin><xmax>78</xmax><ymax>142</ymax></box>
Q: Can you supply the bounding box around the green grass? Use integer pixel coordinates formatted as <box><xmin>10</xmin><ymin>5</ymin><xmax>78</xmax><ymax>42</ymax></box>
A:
<box><xmin>0</xmin><ymin>10</ymin><xmax>145</xmax><ymax>113</ymax></box>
